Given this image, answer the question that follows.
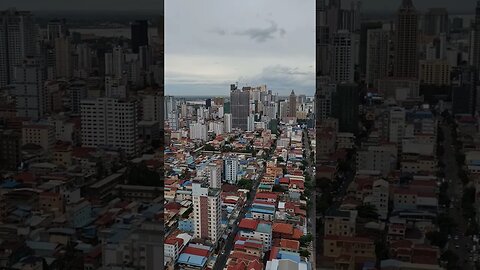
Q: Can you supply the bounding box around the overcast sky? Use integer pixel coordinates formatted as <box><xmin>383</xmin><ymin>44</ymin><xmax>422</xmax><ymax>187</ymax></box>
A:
<box><xmin>165</xmin><ymin>0</ymin><xmax>315</xmax><ymax>96</ymax></box>
<box><xmin>0</xmin><ymin>0</ymin><xmax>477</xmax><ymax>13</ymax></box>
<box><xmin>0</xmin><ymin>0</ymin><xmax>162</xmax><ymax>11</ymax></box>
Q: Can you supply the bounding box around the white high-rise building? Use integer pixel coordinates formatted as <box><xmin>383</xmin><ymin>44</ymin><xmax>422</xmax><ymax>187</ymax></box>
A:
<box><xmin>54</xmin><ymin>36</ymin><xmax>73</xmax><ymax>79</ymax></box>
<box><xmin>224</xmin><ymin>113</ymin><xmax>232</xmax><ymax>133</ymax></box>
<box><xmin>209</xmin><ymin>121</ymin><xmax>224</xmax><ymax>136</ymax></box>
<box><xmin>207</xmin><ymin>163</ymin><xmax>222</xmax><ymax>189</ymax></box>
<box><xmin>0</xmin><ymin>9</ymin><xmax>37</xmax><ymax>88</ymax></box>
<box><xmin>180</xmin><ymin>103</ymin><xmax>187</xmax><ymax>118</ymax></box>
<box><xmin>331</xmin><ymin>30</ymin><xmax>354</xmax><ymax>83</ymax></box>
<box><xmin>224</xmin><ymin>156</ymin><xmax>239</xmax><ymax>184</ymax></box>
<box><xmin>279</xmin><ymin>100</ymin><xmax>289</xmax><ymax>120</ymax></box>
<box><xmin>74</xmin><ymin>43</ymin><xmax>92</xmax><ymax>78</ymax></box>
<box><xmin>142</xmin><ymin>93</ymin><xmax>164</xmax><ymax>122</ymax></box>
<box><xmin>46</xmin><ymin>19</ymin><xmax>67</xmax><ymax>41</ymax></box>
<box><xmin>247</xmin><ymin>114</ymin><xmax>255</xmax><ymax>132</ymax></box>
<box><xmin>105</xmin><ymin>46</ymin><xmax>125</xmax><ymax>78</ymax></box>
<box><xmin>81</xmin><ymin>98</ymin><xmax>139</xmax><ymax>156</ymax></box>
<box><xmin>165</xmin><ymin>96</ymin><xmax>178</xmax><ymax>130</ymax></box>
<box><xmin>192</xmin><ymin>183</ymin><xmax>221</xmax><ymax>244</ymax></box>
<box><xmin>218</xmin><ymin>106</ymin><xmax>224</xmax><ymax>118</ymax></box>
<box><xmin>69</xmin><ymin>80</ymin><xmax>87</xmax><ymax>116</ymax></box>
<box><xmin>105</xmin><ymin>76</ymin><xmax>127</xmax><ymax>98</ymax></box>
<box><xmin>389</xmin><ymin>107</ymin><xmax>406</xmax><ymax>143</ymax></box>
<box><xmin>364</xmin><ymin>179</ymin><xmax>389</xmax><ymax>220</ymax></box>
<box><xmin>12</xmin><ymin>57</ymin><xmax>46</xmax><ymax>120</ymax></box>
<box><xmin>366</xmin><ymin>29</ymin><xmax>391</xmax><ymax>87</ymax></box>
<box><xmin>189</xmin><ymin>122</ymin><xmax>207</xmax><ymax>141</ymax></box>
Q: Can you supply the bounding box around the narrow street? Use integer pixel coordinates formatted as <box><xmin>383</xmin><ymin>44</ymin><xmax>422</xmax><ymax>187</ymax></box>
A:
<box><xmin>303</xmin><ymin>128</ymin><xmax>315</xmax><ymax>269</ymax></box>
<box><xmin>441</xmin><ymin>123</ymin><xmax>474</xmax><ymax>269</ymax></box>
<box><xmin>213</xmin><ymin>167</ymin><xmax>265</xmax><ymax>269</ymax></box>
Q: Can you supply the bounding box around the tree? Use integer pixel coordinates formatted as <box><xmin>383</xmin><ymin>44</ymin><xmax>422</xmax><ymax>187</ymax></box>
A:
<box><xmin>299</xmin><ymin>233</ymin><xmax>313</xmax><ymax>247</ymax></box>
<box><xmin>426</xmin><ymin>231</ymin><xmax>448</xmax><ymax>248</ymax></box>
<box><xmin>204</xmin><ymin>144</ymin><xmax>216</xmax><ymax>151</ymax></box>
<box><xmin>462</xmin><ymin>187</ymin><xmax>476</xmax><ymax>219</ymax></box>
<box><xmin>317</xmin><ymin>178</ymin><xmax>332</xmax><ymax>190</ymax></box>
<box><xmin>440</xmin><ymin>250</ymin><xmax>459</xmax><ymax>270</ymax></box>
<box><xmin>127</xmin><ymin>161</ymin><xmax>161</xmax><ymax>187</ymax></box>
<box><xmin>237</xmin><ymin>179</ymin><xmax>253</xmax><ymax>190</ymax></box>
<box><xmin>338</xmin><ymin>161</ymin><xmax>351</xmax><ymax>172</ymax></box>
<box><xmin>374</xmin><ymin>238</ymin><xmax>389</xmax><ymax>262</ymax></box>
<box><xmin>300</xmin><ymin>249</ymin><xmax>310</xmax><ymax>258</ymax></box>
<box><xmin>456</xmin><ymin>153</ymin><xmax>465</xmax><ymax>165</ymax></box>
<box><xmin>356</xmin><ymin>204</ymin><xmax>379</xmax><ymax>220</ymax></box>
<box><xmin>437</xmin><ymin>214</ymin><xmax>457</xmax><ymax>234</ymax></box>
<box><xmin>458</xmin><ymin>169</ymin><xmax>470</xmax><ymax>185</ymax></box>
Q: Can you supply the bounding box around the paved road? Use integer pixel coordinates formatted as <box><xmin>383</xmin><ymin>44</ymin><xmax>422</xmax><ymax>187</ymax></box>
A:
<box><xmin>303</xmin><ymin>128</ymin><xmax>316</xmax><ymax>268</ymax></box>
<box><xmin>441</xmin><ymin>123</ymin><xmax>475</xmax><ymax>269</ymax></box>
<box><xmin>213</xmin><ymin>168</ymin><xmax>265</xmax><ymax>269</ymax></box>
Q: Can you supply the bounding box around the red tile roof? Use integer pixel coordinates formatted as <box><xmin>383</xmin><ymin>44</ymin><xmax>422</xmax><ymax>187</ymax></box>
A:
<box><xmin>183</xmin><ymin>246</ymin><xmax>209</xmax><ymax>257</ymax></box>
<box><xmin>278</xmin><ymin>239</ymin><xmax>300</xmax><ymax>250</ymax></box>
<box><xmin>238</xmin><ymin>219</ymin><xmax>259</xmax><ymax>231</ymax></box>
<box><xmin>255</xmin><ymin>192</ymin><xmax>278</xmax><ymax>200</ymax></box>
<box><xmin>272</xmin><ymin>222</ymin><xmax>293</xmax><ymax>235</ymax></box>
<box><xmin>292</xmin><ymin>228</ymin><xmax>303</xmax><ymax>239</ymax></box>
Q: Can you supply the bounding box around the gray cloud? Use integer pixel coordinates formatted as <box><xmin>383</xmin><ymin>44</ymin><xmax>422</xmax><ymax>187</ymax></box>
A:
<box><xmin>233</xmin><ymin>21</ymin><xmax>286</xmax><ymax>43</ymax></box>
<box><xmin>210</xmin><ymin>28</ymin><xmax>227</xmax><ymax>36</ymax></box>
<box><xmin>237</xmin><ymin>65</ymin><xmax>314</xmax><ymax>94</ymax></box>
<box><xmin>165</xmin><ymin>0</ymin><xmax>314</xmax><ymax>96</ymax></box>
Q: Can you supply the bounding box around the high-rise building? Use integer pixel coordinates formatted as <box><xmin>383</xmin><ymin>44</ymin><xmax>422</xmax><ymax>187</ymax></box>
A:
<box><xmin>55</xmin><ymin>36</ymin><xmax>73</xmax><ymax>79</ymax></box>
<box><xmin>165</xmin><ymin>96</ymin><xmax>178</xmax><ymax>130</ymax></box>
<box><xmin>452</xmin><ymin>17</ymin><xmax>463</xmax><ymax>32</ymax></box>
<box><xmin>105</xmin><ymin>46</ymin><xmax>125</xmax><ymax>78</ymax></box>
<box><xmin>419</xmin><ymin>59</ymin><xmax>450</xmax><ymax>86</ymax></box>
<box><xmin>0</xmin><ymin>129</ymin><xmax>21</xmax><ymax>171</ymax></box>
<box><xmin>192</xmin><ymin>183</ymin><xmax>221</xmax><ymax>244</ymax></box>
<box><xmin>131</xmin><ymin>20</ymin><xmax>149</xmax><ymax>54</ymax></box>
<box><xmin>452</xmin><ymin>66</ymin><xmax>477</xmax><ymax>116</ymax></box>
<box><xmin>224</xmin><ymin>156</ymin><xmax>239</xmax><ymax>184</ymax></box>
<box><xmin>209</xmin><ymin>121</ymin><xmax>224</xmax><ymax>136</ymax></box>
<box><xmin>69</xmin><ymin>80</ymin><xmax>87</xmax><ymax>116</ymax></box>
<box><xmin>359</xmin><ymin>21</ymin><xmax>383</xmax><ymax>77</ymax></box>
<box><xmin>316</xmin><ymin>83</ymin><xmax>336</xmax><ymax>121</ymax></box>
<box><xmin>47</xmin><ymin>18</ymin><xmax>67</xmax><ymax>42</ymax></box>
<box><xmin>331</xmin><ymin>31</ymin><xmax>354</xmax><ymax>83</ymax></box>
<box><xmin>288</xmin><ymin>90</ymin><xmax>297</xmax><ymax>118</ymax></box>
<box><xmin>0</xmin><ymin>9</ymin><xmax>37</xmax><ymax>88</ymax></box>
<box><xmin>230</xmin><ymin>85</ymin><xmax>250</xmax><ymax>131</ymax></box>
<box><xmin>105</xmin><ymin>76</ymin><xmax>128</xmax><ymax>99</ymax></box>
<box><xmin>332</xmin><ymin>83</ymin><xmax>358</xmax><ymax>133</ymax></box>
<box><xmin>394</xmin><ymin>0</ymin><xmax>419</xmax><ymax>78</ymax></box>
<box><xmin>12</xmin><ymin>57</ymin><xmax>46</xmax><ymax>120</ymax></box>
<box><xmin>22</xmin><ymin>121</ymin><xmax>56</xmax><ymax>151</ymax></box>
<box><xmin>74</xmin><ymin>43</ymin><xmax>92</xmax><ymax>78</ymax></box>
<box><xmin>142</xmin><ymin>92</ymin><xmax>164</xmax><ymax>122</ymax></box>
<box><xmin>224</xmin><ymin>113</ymin><xmax>232</xmax><ymax>133</ymax></box>
<box><xmin>424</xmin><ymin>8</ymin><xmax>448</xmax><ymax>36</ymax></box>
<box><xmin>207</xmin><ymin>163</ymin><xmax>222</xmax><ymax>189</ymax></box>
<box><xmin>472</xmin><ymin>1</ymin><xmax>480</xmax><ymax>72</ymax></box>
<box><xmin>189</xmin><ymin>122</ymin><xmax>207</xmax><ymax>141</ymax></box>
<box><xmin>81</xmin><ymin>98</ymin><xmax>139</xmax><ymax>156</ymax></box>
<box><xmin>366</xmin><ymin>29</ymin><xmax>391</xmax><ymax>87</ymax></box>
<box><xmin>388</xmin><ymin>107</ymin><xmax>406</xmax><ymax>143</ymax></box>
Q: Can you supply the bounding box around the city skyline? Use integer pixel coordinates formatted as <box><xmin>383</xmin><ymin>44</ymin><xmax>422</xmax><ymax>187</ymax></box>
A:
<box><xmin>165</xmin><ymin>0</ymin><xmax>315</xmax><ymax>96</ymax></box>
